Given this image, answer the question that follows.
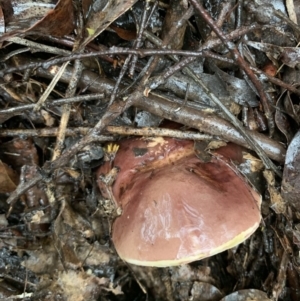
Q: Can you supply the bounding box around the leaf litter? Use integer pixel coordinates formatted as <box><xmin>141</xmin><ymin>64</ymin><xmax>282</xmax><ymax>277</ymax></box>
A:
<box><xmin>0</xmin><ymin>0</ymin><xmax>300</xmax><ymax>300</ymax></box>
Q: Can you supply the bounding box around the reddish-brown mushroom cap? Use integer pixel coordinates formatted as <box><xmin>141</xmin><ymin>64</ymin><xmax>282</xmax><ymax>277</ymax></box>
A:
<box><xmin>97</xmin><ymin>138</ymin><xmax>261</xmax><ymax>267</ymax></box>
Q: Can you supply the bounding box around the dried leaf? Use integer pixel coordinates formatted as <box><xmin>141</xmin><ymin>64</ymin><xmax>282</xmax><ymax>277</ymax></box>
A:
<box><xmin>110</xmin><ymin>24</ymin><xmax>137</xmax><ymax>41</ymax></box>
<box><xmin>286</xmin><ymin>0</ymin><xmax>298</xmax><ymax>24</ymax></box>
<box><xmin>247</xmin><ymin>41</ymin><xmax>300</xmax><ymax>68</ymax></box>
<box><xmin>263</xmin><ymin>170</ymin><xmax>286</xmax><ymax>214</ymax></box>
<box><xmin>0</xmin><ymin>0</ymin><xmax>74</xmax><ymax>42</ymax></box>
<box><xmin>57</xmin><ymin>271</ymin><xmax>109</xmax><ymax>301</ymax></box>
<box><xmin>29</xmin><ymin>0</ymin><xmax>74</xmax><ymax>36</ymax></box>
<box><xmin>211</xmin><ymin>64</ymin><xmax>258</xmax><ymax>107</ymax></box>
<box><xmin>206</xmin><ymin>140</ymin><xmax>227</xmax><ymax>151</ymax></box>
<box><xmin>242</xmin><ymin>153</ymin><xmax>264</xmax><ymax>172</ymax></box>
<box><xmin>0</xmin><ymin>138</ymin><xmax>38</xmax><ymax>172</ymax></box>
<box><xmin>23</xmin><ymin>244</ymin><xmax>60</xmax><ymax>275</ymax></box>
<box><xmin>282</xmin><ymin>130</ymin><xmax>300</xmax><ymax>210</ymax></box>
<box><xmin>82</xmin><ymin>0</ymin><xmax>138</xmax><ymax>47</ymax></box>
<box><xmin>191</xmin><ymin>282</ymin><xmax>223</xmax><ymax>301</ymax></box>
<box><xmin>41</xmin><ymin>109</ymin><xmax>56</xmax><ymax>127</ymax></box>
<box><xmin>220</xmin><ymin>289</ymin><xmax>271</xmax><ymax>301</ymax></box>
<box><xmin>283</xmin><ymin>91</ymin><xmax>300</xmax><ymax>125</ymax></box>
<box><xmin>0</xmin><ymin>4</ymin><xmax>4</xmax><ymax>34</ymax></box>
<box><xmin>275</xmin><ymin>96</ymin><xmax>295</xmax><ymax>144</ymax></box>
<box><xmin>292</xmin><ymin>223</ymin><xmax>300</xmax><ymax>247</ymax></box>
<box><xmin>1</xmin><ymin>0</ymin><xmax>53</xmax><ymax>28</ymax></box>
<box><xmin>134</xmin><ymin>111</ymin><xmax>163</xmax><ymax>127</ymax></box>
<box><xmin>0</xmin><ymin>161</ymin><xmax>19</xmax><ymax>193</ymax></box>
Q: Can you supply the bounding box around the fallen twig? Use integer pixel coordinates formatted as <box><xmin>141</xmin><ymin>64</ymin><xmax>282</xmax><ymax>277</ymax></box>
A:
<box><xmin>0</xmin><ymin>126</ymin><xmax>213</xmax><ymax>141</ymax></box>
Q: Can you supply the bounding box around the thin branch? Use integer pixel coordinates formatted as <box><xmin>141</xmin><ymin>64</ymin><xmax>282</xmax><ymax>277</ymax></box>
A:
<box><xmin>146</xmin><ymin>24</ymin><xmax>260</xmax><ymax>89</ymax></box>
<box><xmin>0</xmin><ymin>126</ymin><xmax>214</xmax><ymax>141</ymax></box>
<box><xmin>33</xmin><ymin>62</ymin><xmax>69</xmax><ymax>111</ymax></box>
<box><xmin>0</xmin><ymin>93</ymin><xmax>105</xmax><ymax>115</ymax></box>
<box><xmin>20</xmin><ymin>55</ymin><xmax>286</xmax><ymax>163</ymax></box>
<box><xmin>141</xmin><ymin>5</ymin><xmax>195</xmax><ymax>87</ymax></box>
<box><xmin>51</xmin><ymin>5</ymin><xmax>85</xmax><ymax>160</ymax></box>
<box><xmin>5</xmin><ymin>37</ymin><xmax>71</xmax><ymax>57</ymax></box>
<box><xmin>0</xmin><ymin>26</ymin><xmax>259</xmax><ymax>77</ymax></box>
<box><xmin>51</xmin><ymin>60</ymin><xmax>83</xmax><ymax>160</ymax></box>
<box><xmin>129</xmin><ymin>0</ymin><xmax>152</xmax><ymax>77</ymax></box>
<box><xmin>251</xmin><ymin>66</ymin><xmax>300</xmax><ymax>97</ymax></box>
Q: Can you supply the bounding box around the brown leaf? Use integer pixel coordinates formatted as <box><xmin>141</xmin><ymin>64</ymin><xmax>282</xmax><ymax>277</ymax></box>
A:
<box><xmin>282</xmin><ymin>130</ymin><xmax>300</xmax><ymax>210</ymax></box>
<box><xmin>0</xmin><ymin>138</ymin><xmax>38</xmax><ymax>172</ymax></box>
<box><xmin>0</xmin><ymin>0</ymin><xmax>74</xmax><ymax>42</ymax></box>
<box><xmin>0</xmin><ymin>0</ymin><xmax>51</xmax><ymax>26</ymax></box>
<box><xmin>82</xmin><ymin>0</ymin><xmax>138</xmax><ymax>47</ymax></box>
<box><xmin>110</xmin><ymin>24</ymin><xmax>137</xmax><ymax>41</ymax></box>
<box><xmin>29</xmin><ymin>0</ymin><xmax>74</xmax><ymax>37</ymax></box>
<box><xmin>0</xmin><ymin>161</ymin><xmax>19</xmax><ymax>193</ymax></box>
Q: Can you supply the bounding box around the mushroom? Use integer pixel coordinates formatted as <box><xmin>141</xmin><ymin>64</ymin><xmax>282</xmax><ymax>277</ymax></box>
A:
<box><xmin>97</xmin><ymin>137</ymin><xmax>261</xmax><ymax>267</ymax></box>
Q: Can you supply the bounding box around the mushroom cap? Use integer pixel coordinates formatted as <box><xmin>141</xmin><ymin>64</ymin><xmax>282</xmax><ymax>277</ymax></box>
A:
<box><xmin>97</xmin><ymin>138</ymin><xmax>261</xmax><ymax>267</ymax></box>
